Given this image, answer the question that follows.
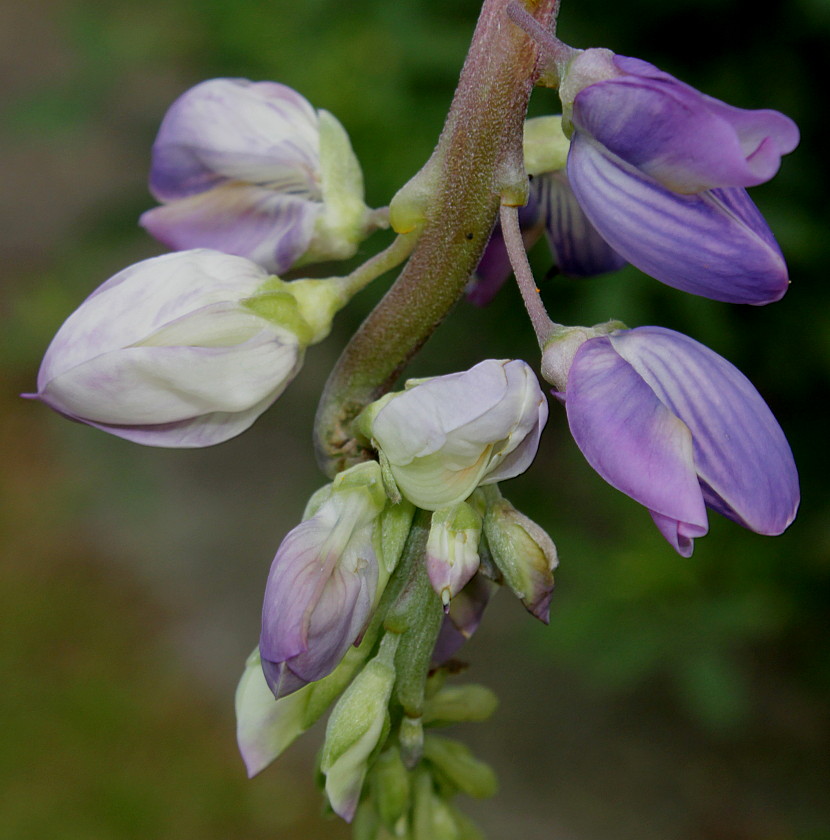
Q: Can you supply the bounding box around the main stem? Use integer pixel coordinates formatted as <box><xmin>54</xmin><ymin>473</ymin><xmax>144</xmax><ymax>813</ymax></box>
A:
<box><xmin>314</xmin><ymin>0</ymin><xmax>558</xmax><ymax>477</ymax></box>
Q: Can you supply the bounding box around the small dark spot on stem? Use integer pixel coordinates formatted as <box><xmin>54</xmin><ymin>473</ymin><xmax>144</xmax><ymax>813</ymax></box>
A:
<box><xmin>465</xmin><ymin>232</ymin><xmax>474</xmax><ymax>240</ymax></box>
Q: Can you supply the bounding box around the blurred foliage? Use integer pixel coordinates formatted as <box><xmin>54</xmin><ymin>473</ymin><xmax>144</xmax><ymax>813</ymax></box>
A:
<box><xmin>2</xmin><ymin>0</ymin><xmax>829</xmax><ymax>837</ymax></box>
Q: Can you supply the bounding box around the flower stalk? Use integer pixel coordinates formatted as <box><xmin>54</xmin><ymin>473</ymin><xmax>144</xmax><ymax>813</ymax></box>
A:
<box><xmin>314</xmin><ymin>0</ymin><xmax>559</xmax><ymax>477</ymax></box>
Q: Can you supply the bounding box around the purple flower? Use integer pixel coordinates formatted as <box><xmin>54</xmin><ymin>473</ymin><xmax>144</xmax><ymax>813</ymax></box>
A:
<box><xmin>563</xmin><ymin>326</ymin><xmax>799</xmax><ymax>556</ymax></box>
<box><xmin>140</xmin><ymin>79</ymin><xmax>384</xmax><ymax>273</ymax></box>
<box><xmin>561</xmin><ymin>50</ymin><xmax>799</xmax><ymax>304</ymax></box>
<box><xmin>259</xmin><ymin>462</ymin><xmax>388</xmax><ymax>698</ymax></box>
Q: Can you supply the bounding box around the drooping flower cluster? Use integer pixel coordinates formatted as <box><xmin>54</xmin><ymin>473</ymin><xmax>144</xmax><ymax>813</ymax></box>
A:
<box><xmin>26</xmin><ymin>8</ymin><xmax>802</xmax><ymax>837</ymax></box>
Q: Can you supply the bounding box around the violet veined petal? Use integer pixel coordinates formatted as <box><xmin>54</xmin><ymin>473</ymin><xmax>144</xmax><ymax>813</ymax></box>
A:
<box><xmin>608</xmin><ymin>327</ymin><xmax>799</xmax><ymax>535</ymax></box>
<box><xmin>567</xmin><ymin>133</ymin><xmax>789</xmax><ymax>304</ymax></box>
<box><xmin>149</xmin><ymin>78</ymin><xmax>320</xmax><ymax>202</ymax></box>
<box><xmin>140</xmin><ymin>184</ymin><xmax>320</xmax><ymax>274</ymax></box>
<box><xmin>611</xmin><ymin>56</ymin><xmax>800</xmax><ymax>172</ymax></box>
<box><xmin>566</xmin><ymin>336</ymin><xmax>709</xmax><ymax>546</ymax></box>
<box><xmin>260</xmin><ymin>471</ymin><xmax>386</xmax><ymax>698</ymax></box>
<box><xmin>534</xmin><ymin>170</ymin><xmax>626</xmax><ymax>277</ymax></box>
<box><xmin>649</xmin><ymin>510</ymin><xmax>702</xmax><ymax>558</ymax></box>
<box><xmin>575</xmin><ymin>60</ymin><xmax>799</xmax><ymax>192</ymax></box>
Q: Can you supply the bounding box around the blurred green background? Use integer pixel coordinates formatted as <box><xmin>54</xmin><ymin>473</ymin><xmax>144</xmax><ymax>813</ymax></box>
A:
<box><xmin>2</xmin><ymin>0</ymin><xmax>829</xmax><ymax>838</ymax></box>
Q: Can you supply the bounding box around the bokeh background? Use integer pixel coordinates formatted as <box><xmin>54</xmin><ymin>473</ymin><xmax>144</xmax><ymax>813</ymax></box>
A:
<box><xmin>2</xmin><ymin>0</ymin><xmax>829</xmax><ymax>838</ymax></box>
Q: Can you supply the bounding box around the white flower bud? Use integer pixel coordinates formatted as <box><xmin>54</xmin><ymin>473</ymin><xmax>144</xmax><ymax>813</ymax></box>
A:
<box><xmin>30</xmin><ymin>250</ymin><xmax>352</xmax><ymax>447</ymax></box>
<box><xmin>362</xmin><ymin>359</ymin><xmax>548</xmax><ymax>510</ymax></box>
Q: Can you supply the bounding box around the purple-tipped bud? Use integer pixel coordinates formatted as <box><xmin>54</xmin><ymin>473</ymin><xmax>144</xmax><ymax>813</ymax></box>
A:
<box><xmin>559</xmin><ymin>50</ymin><xmax>799</xmax><ymax>304</ymax></box>
<box><xmin>562</xmin><ymin>326</ymin><xmax>799</xmax><ymax>555</ymax></box>
<box><xmin>425</xmin><ymin>502</ymin><xmax>483</xmax><ymax>606</ymax></box>
<box><xmin>259</xmin><ymin>461</ymin><xmax>388</xmax><ymax>698</ymax></box>
<box><xmin>141</xmin><ymin>78</ymin><xmax>385</xmax><ymax>273</ymax></box>
<box><xmin>361</xmin><ymin>359</ymin><xmax>548</xmax><ymax>511</ymax></box>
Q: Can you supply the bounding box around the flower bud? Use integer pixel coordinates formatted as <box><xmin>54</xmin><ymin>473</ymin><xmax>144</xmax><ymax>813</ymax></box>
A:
<box><xmin>423</xmin><ymin>684</ymin><xmax>498</xmax><ymax>726</ymax></box>
<box><xmin>321</xmin><ymin>633</ymin><xmax>399</xmax><ymax>821</ymax></box>
<box><xmin>399</xmin><ymin>715</ymin><xmax>424</xmax><ymax>769</ymax></box>
<box><xmin>425</xmin><ymin>503</ymin><xmax>482</xmax><ymax>606</ymax></box>
<box><xmin>260</xmin><ymin>461</ymin><xmax>389</xmax><ymax>698</ymax></box>
<box><xmin>360</xmin><ymin>359</ymin><xmax>548</xmax><ymax>510</ymax></box>
<box><xmin>482</xmin><ymin>492</ymin><xmax>558</xmax><ymax>623</ymax></box>
<box><xmin>563</xmin><ymin>326</ymin><xmax>799</xmax><ymax>555</ymax></box>
<box><xmin>235</xmin><ymin>647</ymin><xmax>311</xmax><ymax>777</ymax></box>
<box><xmin>141</xmin><ymin>78</ymin><xmax>386</xmax><ymax>273</ymax></box>
<box><xmin>412</xmin><ymin>769</ymin><xmax>453</xmax><ymax>840</ymax></box>
<box><xmin>28</xmin><ymin>249</ymin><xmax>360</xmax><ymax>447</ymax></box>
<box><xmin>422</xmin><ymin>735</ymin><xmax>497</xmax><ymax>800</ymax></box>
<box><xmin>369</xmin><ymin>747</ymin><xmax>410</xmax><ymax>830</ymax></box>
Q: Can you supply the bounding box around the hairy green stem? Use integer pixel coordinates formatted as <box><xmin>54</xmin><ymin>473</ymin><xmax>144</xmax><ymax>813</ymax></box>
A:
<box><xmin>314</xmin><ymin>0</ymin><xmax>558</xmax><ymax>476</ymax></box>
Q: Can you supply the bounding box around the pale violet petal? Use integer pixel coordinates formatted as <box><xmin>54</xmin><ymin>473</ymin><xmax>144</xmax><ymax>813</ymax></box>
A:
<box><xmin>140</xmin><ymin>184</ymin><xmax>321</xmax><ymax>274</ymax></box>
<box><xmin>566</xmin><ymin>336</ymin><xmax>709</xmax><ymax>551</ymax></box>
<box><xmin>609</xmin><ymin>327</ymin><xmax>799</xmax><ymax>535</ymax></box>
<box><xmin>72</xmin><ymin>387</ymin><xmax>290</xmax><ymax>448</ymax></box>
<box><xmin>149</xmin><ymin>78</ymin><xmax>321</xmax><ymax>202</ymax></box>
<box><xmin>573</xmin><ymin>56</ymin><xmax>800</xmax><ymax>193</ymax></box>
<box><xmin>567</xmin><ymin>133</ymin><xmax>789</xmax><ymax>304</ymax></box>
<box><xmin>40</xmin><ymin>325</ymin><xmax>300</xmax><ymax>427</ymax></box>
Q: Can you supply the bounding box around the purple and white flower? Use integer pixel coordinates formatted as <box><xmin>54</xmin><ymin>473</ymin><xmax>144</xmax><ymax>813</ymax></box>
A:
<box><xmin>362</xmin><ymin>359</ymin><xmax>548</xmax><ymax>510</ymax></box>
<box><xmin>141</xmin><ymin>78</ymin><xmax>385</xmax><ymax>273</ymax></box>
<box><xmin>425</xmin><ymin>502</ymin><xmax>483</xmax><ymax>606</ymax></box>
<box><xmin>560</xmin><ymin>50</ymin><xmax>799</xmax><ymax>304</ymax></box>
<box><xmin>259</xmin><ymin>462</ymin><xmax>388</xmax><ymax>698</ymax></box>
<box><xmin>562</xmin><ymin>326</ymin><xmax>799</xmax><ymax>555</ymax></box>
<box><xmin>29</xmin><ymin>249</ymin><xmax>313</xmax><ymax>448</ymax></box>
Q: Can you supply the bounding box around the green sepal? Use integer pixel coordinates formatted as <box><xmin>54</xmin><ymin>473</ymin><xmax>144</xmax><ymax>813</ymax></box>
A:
<box><xmin>422</xmin><ymin>684</ymin><xmax>499</xmax><ymax>726</ymax></box>
<box><xmin>422</xmin><ymin>735</ymin><xmax>498</xmax><ymax>799</ymax></box>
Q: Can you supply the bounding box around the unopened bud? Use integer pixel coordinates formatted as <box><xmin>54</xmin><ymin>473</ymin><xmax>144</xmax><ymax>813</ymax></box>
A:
<box><xmin>423</xmin><ymin>684</ymin><xmax>499</xmax><ymax>726</ymax></box>
<box><xmin>422</xmin><ymin>736</ymin><xmax>498</xmax><ymax>800</ymax></box>
<box><xmin>482</xmin><ymin>490</ymin><xmax>559</xmax><ymax>623</ymax></box>
<box><xmin>322</xmin><ymin>633</ymin><xmax>399</xmax><ymax>821</ymax></box>
<box><xmin>370</xmin><ymin>746</ymin><xmax>411</xmax><ymax>830</ymax></box>
<box><xmin>399</xmin><ymin>715</ymin><xmax>424</xmax><ymax>769</ymax></box>
<box><xmin>425</xmin><ymin>503</ymin><xmax>482</xmax><ymax>606</ymax></box>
